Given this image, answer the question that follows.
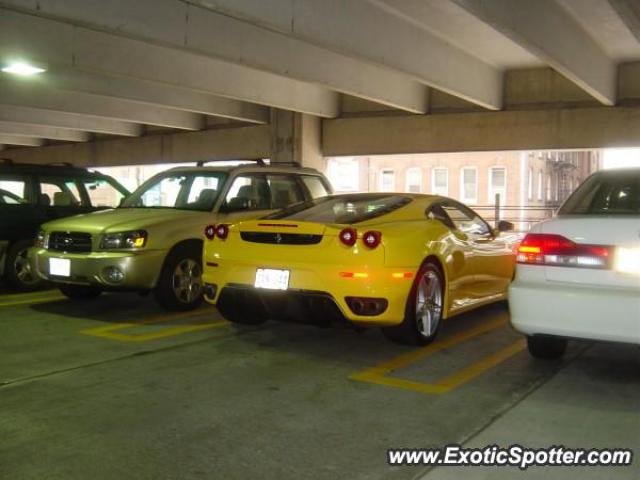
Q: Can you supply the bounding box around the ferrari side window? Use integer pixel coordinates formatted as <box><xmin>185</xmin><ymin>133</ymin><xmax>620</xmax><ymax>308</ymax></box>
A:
<box><xmin>442</xmin><ymin>202</ymin><xmax>490</xmax><ymax>236</ymax></box>
<box><xmin>425</xmin><ymin>204</ymin><xmax>454</xmax><ymax>229</ymax></box>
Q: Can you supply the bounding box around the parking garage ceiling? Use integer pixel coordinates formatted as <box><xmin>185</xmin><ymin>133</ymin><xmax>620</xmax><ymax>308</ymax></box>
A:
<box><xmin>1</xmin><ymin>0</ymin><xmax>640</xmax><ymax>160</ymax></box>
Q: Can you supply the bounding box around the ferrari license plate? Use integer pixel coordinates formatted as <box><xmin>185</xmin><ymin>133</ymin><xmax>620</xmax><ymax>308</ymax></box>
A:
<box><xmin>49</xmin><ymin>258</ymin><xmax>71</xmax><ymax>277</ymax></box>
<box><xmin>255</xmin><ymin>268</ymin><xmax>290</xmax><ymax>290</ymax></box>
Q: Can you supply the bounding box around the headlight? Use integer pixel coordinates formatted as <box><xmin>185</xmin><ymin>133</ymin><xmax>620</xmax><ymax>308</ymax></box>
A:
<box><xmin>36</xmin><ymin>230</ymin><xmax>48</xmax><ymax>248</ymax></box>
<box><xmin>100</xmin><ymin>230</ymin><xmax>147</xmax><ymax>250</ymax></box>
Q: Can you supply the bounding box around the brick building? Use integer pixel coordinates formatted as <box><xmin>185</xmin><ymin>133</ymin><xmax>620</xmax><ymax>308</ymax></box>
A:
<box><xmin>327</xmin><ymin>150</ymin><xmax>602</xmax><ymax>231</ymax></box>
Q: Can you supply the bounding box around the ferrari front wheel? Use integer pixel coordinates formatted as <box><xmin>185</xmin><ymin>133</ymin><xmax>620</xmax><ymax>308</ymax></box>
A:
<box><xmin>382</xmin><ymin>262</ymin><xmax>444</xmax><ymax>346</ymax></box>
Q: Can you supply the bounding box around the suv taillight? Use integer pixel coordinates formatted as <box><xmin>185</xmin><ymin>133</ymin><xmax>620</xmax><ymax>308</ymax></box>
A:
<box><xmin>517</xmin><ymin>233</ymin><xmax>611</xmax><ymax>269</ymax></box>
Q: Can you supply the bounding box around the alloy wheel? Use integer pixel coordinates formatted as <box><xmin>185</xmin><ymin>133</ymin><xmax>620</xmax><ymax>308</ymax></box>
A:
<box><xmin>415</xmin><ymin>270</ymin><xmax>443</xmax><ymax>338</ymax></box>
<box><xmin>13</xmin><ymin>248</ymin><xmax>38</xmax><ymax>286</ymax></box>
<box><xmin>171</xmin><ymin>258</ymin><xmax>202</xmax><ymax>304</ymax></box>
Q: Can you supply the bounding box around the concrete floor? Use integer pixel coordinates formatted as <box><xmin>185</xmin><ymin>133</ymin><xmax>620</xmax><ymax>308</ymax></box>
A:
<box><xmin>0</xmin><ymin>288</ymin><xmax>638</xmax><ymax>480</ymax></box>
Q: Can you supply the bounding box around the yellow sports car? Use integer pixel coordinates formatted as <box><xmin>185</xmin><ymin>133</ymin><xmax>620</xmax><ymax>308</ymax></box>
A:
<box><xmin>202</xmin><ymin>193</ymin><xmax>516</xmax><ymax>345</ymax></box>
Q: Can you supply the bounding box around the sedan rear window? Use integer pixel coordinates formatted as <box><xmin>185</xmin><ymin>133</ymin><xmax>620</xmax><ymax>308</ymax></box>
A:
<box><xmin>266</xmin><ymin>194</ymin><xmax>412</xmax><ymax>224</ymax></box>
<box><xmin>559</xmin><ymin>172</ymin><xmax>640</xmax><ymax>215</ymax></box>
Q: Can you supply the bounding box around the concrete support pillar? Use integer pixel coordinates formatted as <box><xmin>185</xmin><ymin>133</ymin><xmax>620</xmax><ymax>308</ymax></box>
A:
<box><xmin>270</xmin><ymin>109</ymin><xmax>325</xmax><ymax>173</ymax></box>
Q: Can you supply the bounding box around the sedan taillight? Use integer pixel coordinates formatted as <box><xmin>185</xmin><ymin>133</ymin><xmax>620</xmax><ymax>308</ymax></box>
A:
<box><xmin>517</xmin><ymin>233</ymin><xmax>611</xmax><ymax>269</ymax></box>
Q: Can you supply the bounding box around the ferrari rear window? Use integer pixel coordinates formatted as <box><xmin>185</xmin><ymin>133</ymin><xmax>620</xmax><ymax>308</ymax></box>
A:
<box><xmin>559</xmin><ymin>172</ymin><xmax>640</xmax><ymax>215</ymax></box>
<box><xmin>265</xmin><ymin>194</ymin><xmax>412</xmax><ymax>224</ymax></box>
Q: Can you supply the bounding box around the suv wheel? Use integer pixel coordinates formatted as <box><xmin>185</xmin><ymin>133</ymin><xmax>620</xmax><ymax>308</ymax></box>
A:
<box><xmin>527</xmin><ymin>335</ymin><xmax>567</xmax><ymax>359</ymax></box>
<box><xmin>5</xmin><ymin>240</ymin><xmax>42</xmax><ymax>292</ymax></box>
<box><xmin>154</xmin><ymin>244</ymin><xmax>203</xmax><ymax>311</ymax></box>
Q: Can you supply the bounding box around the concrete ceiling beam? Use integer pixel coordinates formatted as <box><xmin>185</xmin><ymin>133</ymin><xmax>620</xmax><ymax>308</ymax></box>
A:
<box><xmin>0</xmin><ymin>77</ymin><xmax>205</xmax><ymax>131</ymax></box>
<box><xmin>608</xmin><ymin>0</ymin><xmax>640</xmax><ymax>45</ymax></box>
<box><xmin>0</xmin><ymin>7</ymin><xmax>340</xmax><ymax>118</ymax></box>
<box><xmin>40</xmin><ymin>68</ymin><xmax>271</xmax><ymax>125</ymax></box>
<box><xmin>452</xmin><ymin>0</ymin><xmax>616</xmax><ymax>106</ymax></box>
<box><xmin>0</xmin><ymin>105</ymin><xmax>143</xmax><ymax>137</ymax></box>
<box><xmin>0</xmin><ymin>134</ymin><xmax>45</xmax><ymax>147</ymax></box>
<box><xmin>0</xmin><ymin>120</ymin><xmax>90</xmax><ymax>142</ymax></box>
<box><xmin>189</xmin><ymin>0</ymin><xmax>502</xmax><ymax>110</ymax></box>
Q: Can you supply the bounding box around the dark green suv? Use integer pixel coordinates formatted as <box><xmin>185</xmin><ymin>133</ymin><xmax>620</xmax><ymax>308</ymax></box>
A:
<box><xmin>0</xmin><ymin>160</ymin><xmax>129</xmax><ymax>291</ymax></box>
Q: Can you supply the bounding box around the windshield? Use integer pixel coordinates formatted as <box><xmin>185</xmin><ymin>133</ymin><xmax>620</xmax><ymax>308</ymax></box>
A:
<box><xmin>558</xmin><ymin>171</ymin><xmax>640</xmax><ymax>215</ymax></box>
<box><xmin>266</xmin><ymin>194</ymin><xmax>412</xmax><ymax>224</ymax></box>
<box><xmin>122</xmin><ymin>172</ymin><xmax>227</xmax><ymax>212</ymax></box>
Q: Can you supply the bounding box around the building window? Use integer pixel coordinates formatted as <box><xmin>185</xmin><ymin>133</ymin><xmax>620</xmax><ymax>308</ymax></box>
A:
<box><xmin>546</xmin><ymin>173</ymin><xmax>552</xmax><ymax>201</ymax></box>
<box><xmin>537</xmin><ymin>171</ymin><xmax>543</xmax><ymax>201</ymax></box>
<box><xmin>431</xmin><ymin>168</ymin><xmax>448</xmax><ymax>196</ymax></box>
<box><xmin>327</xmin><ymin>158</ymin><xmax>359</xmax><ymax>193</ymax></box>
<box><xmin>405</xmin><ymin>168</ymin><xmax>422</xmax><ymax>193</ymax></box>
<box><xmin>488</xmin><ymin>167</ymin><xmax>506</xmax><ymax>205</ymax></box>
<box><xmin>379</xmin><ymin>169</ymin><xmax>395</xmax><ymax>192</ymax></box>
<box><xmin>528</xmin><ymin>167</ymin><xmax>534</xmax><ymax>201</ymax></box>
<box><xmin>460</xmin><ymin>167</ymin><xmax>478</xmax><ymax>204</ymax></box>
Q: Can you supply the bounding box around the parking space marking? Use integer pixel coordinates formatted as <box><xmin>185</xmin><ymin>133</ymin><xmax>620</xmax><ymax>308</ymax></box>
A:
<box><xmin>0</xmin><ymin>292</ymin><xmax>66</xmax><ymax>307</ymax></box>
<box><xmin>80</xmin><ymin>309</ymin><xmax>228</xmax><ymax>342</ymax></box>
<box><xmin>349</xmin><ymin>318</ymin><xmax>524</xmax><ymax>394</ymax></box>
<box><xmin>0</xmin><ymin>289</ymin><xmax>59</xmax><ymax>300</ymax></box>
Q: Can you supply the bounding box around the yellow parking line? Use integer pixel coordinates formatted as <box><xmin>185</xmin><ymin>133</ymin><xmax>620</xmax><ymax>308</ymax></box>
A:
<box><xmin>349</xmin><ymin>317</ymin><xmax>523</xmax><ymax>394</ymax></box>
<box><xmin>0</xmin><ymin>294</ymin><xmax>66</xmax><ymax>307</ymax></box>
<box><xmin>81</xmin><ymin>309</ymin><xmax>227</xmax><ymax>342</ymax></box>
<box><xmin>0</xmin><ymin>289</ymin><xmax>59</xmax><ymax>300</ymax></box>
<box><xmin>434</xmin><ymin>338</ymin><xmax>526</xmax><ymax>392</ymax></box>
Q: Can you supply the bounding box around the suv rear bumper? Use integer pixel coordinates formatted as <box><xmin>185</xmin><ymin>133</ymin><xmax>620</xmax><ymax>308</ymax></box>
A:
<box><xmin>32</xmin><ymin>247</ymin><xmax>165</xmax><ymax>290</ymax></box>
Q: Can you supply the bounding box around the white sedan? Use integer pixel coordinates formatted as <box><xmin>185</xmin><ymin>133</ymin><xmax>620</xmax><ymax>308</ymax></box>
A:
<box><xmin>509</xmin><ymin>168</ymin><xmax>640</xmax><ymax>359</ymax></box>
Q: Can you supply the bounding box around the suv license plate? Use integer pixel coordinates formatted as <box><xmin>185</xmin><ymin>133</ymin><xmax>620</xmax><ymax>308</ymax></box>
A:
<box><xmin>50</xmin><ymin>258</ymin><xmax>71</xmax><ymax>277</ymax></box>
<box><xmin>255</xmin><ymin>268</ymin><xmax>289</xmax><ymax>290</ymax></box>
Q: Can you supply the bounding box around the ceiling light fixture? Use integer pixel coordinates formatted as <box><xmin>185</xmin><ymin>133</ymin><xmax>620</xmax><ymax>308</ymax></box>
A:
<box><xmin>1</xmin><ymin>61</ymin><xmax>47</xmax><ymax>76</ymax></box>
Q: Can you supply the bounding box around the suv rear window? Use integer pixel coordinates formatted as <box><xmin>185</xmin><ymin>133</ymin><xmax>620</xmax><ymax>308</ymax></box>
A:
<box><xmin>558</xmin><ymin>172</ymin><xmax>640</xmax><ymax>215</ymax></box>
<box><xmin>266</xmin><ymin>194</ymin><xmax>412</xmax><ymax>224</ymax></box>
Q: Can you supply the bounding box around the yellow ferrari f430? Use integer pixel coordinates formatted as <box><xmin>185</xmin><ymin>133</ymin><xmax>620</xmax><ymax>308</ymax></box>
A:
<box><xmin>202</xmin><ymin>193</ymin><xmax>517</xmax><ymax>345</ymax></box>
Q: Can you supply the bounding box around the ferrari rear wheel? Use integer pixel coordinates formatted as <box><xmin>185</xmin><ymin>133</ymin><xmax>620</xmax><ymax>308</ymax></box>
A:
<box><xmin>382</xmin><ymin>262</ymin><xmax>444</xmax><ymax>346</ymax></box>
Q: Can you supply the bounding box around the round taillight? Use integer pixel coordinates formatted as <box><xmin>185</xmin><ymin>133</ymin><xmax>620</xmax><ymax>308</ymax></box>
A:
<box><xmin>216</xmin><ymin>224</ymin><xmax>229</xmax><ymax>240</ymax></box>
<box><xmin>339</xmin><ymin>228</ymin><xmax>357</xmax><ymax>247</ymax></box>
<box><xmin>362</xmin><ymin>231</ymin><xmax>382</xmax><ymax>249</ymax></box>
<box><xmin>204</xmin><ymin>225</ymin><xmax>216</xmax><ymax>240</ymax></box>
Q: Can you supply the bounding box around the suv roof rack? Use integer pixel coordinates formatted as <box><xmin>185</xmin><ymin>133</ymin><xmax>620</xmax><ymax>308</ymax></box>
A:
<box><xmin>196</xmin><ymin>159</ymin><xmax>266</xmax><ymax>167</ymax></box>
<box><xmin>45</xmin><ymin>162</ymin><xmax>84</xmax><ymax>169</ymax></box>
<box><xmin>268</xmin><ymin>161</ymin><xmax>301</xmax><ymax>168</ymax></box>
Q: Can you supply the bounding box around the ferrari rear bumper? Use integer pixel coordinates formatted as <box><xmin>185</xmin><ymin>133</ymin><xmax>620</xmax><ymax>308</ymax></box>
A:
<box><xmin>211</xmin><ymin>283</ymin><xmax>403</xmax><ymax>327</ymax></box>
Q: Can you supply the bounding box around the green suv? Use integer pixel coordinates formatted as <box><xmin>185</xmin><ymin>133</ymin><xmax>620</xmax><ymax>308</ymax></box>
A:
<box><xmin>33</xmin><ymin>162</ymin><xmax>332</xmax><ymax>310</ymax></box>
<box><xmin>0</xmin><ymin>160</ymin><xmax>129</xmax><ymax>291</ymax></box>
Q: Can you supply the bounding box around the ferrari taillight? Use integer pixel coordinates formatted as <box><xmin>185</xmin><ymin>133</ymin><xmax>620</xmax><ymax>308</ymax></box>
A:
<box><xmin>215</xmin><ymin>224</ymin><xmax>229</xmax><ymax>240</ymax></box>
<box><xmin>517</xmin><ymin>233</ymin><xmax>611</xmax><ymax>269</ymax></box>
<box><xmin>339</xmin><ymin>228</ymin><xmax>357</xmax><ymax>246</ymax></box>
<box><xmin>204</xmin><ymin>225</ymin><xmax>216</xmax><ymax>240</ymax></box>
<box><xmin>362</xmin><ymin>231</ymin><xmax>382</xmax><ymax>249</ymax></box>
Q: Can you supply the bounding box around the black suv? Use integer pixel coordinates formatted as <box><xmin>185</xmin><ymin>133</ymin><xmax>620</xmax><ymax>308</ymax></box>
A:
<box><xmin>0</xmin><ymin>160</ymin><xmax>129</xmax><ymax>291</ymax></box>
